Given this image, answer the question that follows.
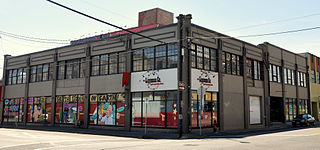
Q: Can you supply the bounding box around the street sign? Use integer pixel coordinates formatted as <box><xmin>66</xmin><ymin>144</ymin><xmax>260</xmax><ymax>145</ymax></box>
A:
<box><xmin>178</xmin><ymin>81</ymin><xmax>186</xmax><ymax>91</ymax></box>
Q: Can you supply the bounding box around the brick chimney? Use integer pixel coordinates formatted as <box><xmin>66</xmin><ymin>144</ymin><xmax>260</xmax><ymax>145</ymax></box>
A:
<box><xmin>138</xmin><ymin>8</ymin><xmax>173</xmax><ymax>27</ymax></box>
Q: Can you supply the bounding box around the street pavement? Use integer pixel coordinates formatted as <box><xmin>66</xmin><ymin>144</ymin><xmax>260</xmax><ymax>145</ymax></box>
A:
<box><xmin>0</xmin><ymin>126</ymin><xmax>319</xmax><ymax>150</ymax></box>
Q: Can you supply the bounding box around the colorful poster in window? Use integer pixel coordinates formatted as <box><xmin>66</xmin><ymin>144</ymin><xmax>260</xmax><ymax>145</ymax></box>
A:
<box><xmin>62</xmin><ymin>103</ymin><xmax>77</xmax><ymax>123</ymax></box>
<box><xmin>98</xmin><ymin>102</ymin><xmax>116</xmax><ymax>125</ymax></box>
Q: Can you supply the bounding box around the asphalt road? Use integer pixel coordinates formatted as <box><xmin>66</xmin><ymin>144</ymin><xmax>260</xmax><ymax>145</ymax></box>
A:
<box><xmin>0</xmin><ymin>127</ymin><xmax>319</xmax><ymax>150</ymax></box>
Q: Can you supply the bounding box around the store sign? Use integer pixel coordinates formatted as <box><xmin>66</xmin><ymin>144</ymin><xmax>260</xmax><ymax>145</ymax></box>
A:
<box><xmin>191</xmin><ymin>69</ymin><xmax>218</xmax><ymax>92</ymax></box>
<box><xmin>131</xmin><ymin>68</ymin><xmax>177</xmax><ymax>92</ymax></box>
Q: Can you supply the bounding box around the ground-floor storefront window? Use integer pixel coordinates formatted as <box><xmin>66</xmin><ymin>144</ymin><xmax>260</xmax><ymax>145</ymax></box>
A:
<box><xmin>89</xmin><ymin>93</ymin><xmax>125</xmax><ymax>126</ymax></box>
<box><xmin>285</xmin><ymin>98</ymin><xmax>297</xmax><ymax>121</ymax></box>
<box><xmin>298</xmin><ymin>99</ymin><xmax>308</xmax><ymax>115</ymax></box>
<box><xmin>132</xmin><ymin>91</ymin><xmax>178</xmax><ymax>128</ymax></box>
<box><xmin>55</xmin><ymin>95</ymin><xmax>84</xmax><ymax>124</ymax></box>
<box><xmin>3</xmin><ymin>98</ymin><xmax>24</xmax><ymax>123</ymax></box>
<box><xmin>27</xmin><ymin>97</ymin><xmax>52</xmax><ymax>123</ymax></box>
<box><xmin>191</xmin><ymin>91</ymin><xmax>218</xmax><ymax>128</ymax></box>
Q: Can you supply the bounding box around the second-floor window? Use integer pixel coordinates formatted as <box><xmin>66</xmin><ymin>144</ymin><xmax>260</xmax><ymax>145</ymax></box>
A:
<box><xmin>311</xmin><ymin>70</ymin><xmax>316</xmax><ymax>83</ymax></box>
<box><xmin>284</xmin><ymin>68</ymin><xmax>295</xmax><ymax>85</ymax></box>
<box><xmin>30</xmin><ymin>63</ymin><xmax>53</xmax><ymax>82</ymax></box>
<box><xmin>269</xmin><ymin>64</ymin><xmax>281</xmax><ymax>83</ymax></box>
<box><xmin>6</xmin><ymin>67</ymin><xmax>27</xmax><ymax>85</ymax></box>
<box><xmin>297</xmin><ymin>71</ymin><xmax>307</xmax><ymax>87</ymax></box>
<box><xmin>58</xmin><ymin>59</ymin><xmax>85</xmax><ymax>80</ymax></box>
<box><xmin>132</xmin><ymin>43</ymin><xmax>178</xmax><ymax>72</ymax></box>
<box><xmin>191</xmin><ymin>44</ymin><xmax>217</xmax><ymax>72</ymax></box>
<box><xmin>247</xmin><ymin>59</ymin><xmax>263</xmax><ymax>80</ymax></box>
<box><xmin>222</xmin><ymin>51</ymin><xmax>242</xmax><ymax>75</ymax></box>
<box><xmin>91</xmin><ymin>52</ymin><xmax>126</xmax><ymax>76</ymax></box>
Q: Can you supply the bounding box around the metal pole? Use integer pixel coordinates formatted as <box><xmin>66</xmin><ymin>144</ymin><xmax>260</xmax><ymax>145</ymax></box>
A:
<box><xmin>145</xmin><ymin>101</ymin><xmax>147</xmax><ymax>135</ymax></box>
<box><xmin>200</xmin><ymin>86</ymin><xmax>203</xmax><ymax>136</ymax></box>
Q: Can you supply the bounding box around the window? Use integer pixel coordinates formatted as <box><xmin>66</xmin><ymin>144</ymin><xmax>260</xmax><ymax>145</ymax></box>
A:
<box><xmin>91</xmin><ymin>52</ymin><xmax>126</xmax><ymax>76</ymax></box>
<box><xmin>292</xmin><ymin>70</ymin><xmax>295</xmax><ymax>85</ymax></box>
<box><xmin>3</xmin><ymin>98</ymin><xmax>25</xmax><ymax>123</ymax></box>
<box><xmin>58</xmin><ymin>59</ymin><xmax>84</xmax><ymax>80</ymax></box>
<box><xmin>287</xmin><ymin>69</ymin><xmax>292</xmax><ymax>85</ymax></box>
<box><xmin>197</xmin><ymin>45</ymin><xmax>203</xmax><ymax>69</ymax></box>
<box><xmin>222</xmin><ymin>51</ymin><xmax>242</xmax><ymax>75</ymax></box>
<box><xmin>58</xmin><ymin>62</ymin><xmax>65</xmax><ymax>80</ymax></box>
<box><xmin>231</xmin><ymin>54</ymin><xmax>237</xmax><ymax>75</ymax></box>
<box><xmin>133</xmin><ymin>49</ymin><xmax>143</xmax><ymax>71</ymax></box>
<box><xmin>7</xmin><ymin>70</ymin><xmax>12</xmax><ymax>85</ymax></box>
<box><xmin>269</xmin><ymin>64</ymin><xmax>281</xmax><ymax>83</ymax></box>
<box><xmin>190</xmin><ymin>44</ymin><xmax>218</xmax><ymax>71</ymax></box>
<box><xmin>277</xmin><ymin>66</ymin><xmax>281</xmax><ymax>83</ymax></box>
<box><xmin>36</xmin><ymin>65</ymin><xmax>43</xmax><ymax>82</ymax></box>
<box><xmin>285</xmin><ymin>98</ymin><xmax>297</xmax><ymax>121</ymax></box>
<box><xmin>247</xmin><ymin>59</ymin><xmax>253</xmax><ymax>78</ymax></box>
<box><xmin>191</xmin><ymin>49</ymin><xmax>196</xmax><ymax>68</ymax></box>
<box><xmin>226</xmin><ymin>53</ymin><xmax>231</xmax><ymax>74</ymax></box>
<box><xmin>12</xmin><ymin>69</ymin><xmax>17</xmax><ymax>84</ymax></box>
<box><xmin>284</xmin><ymin>68</ymin><xmax>287</xmax><ymax>84</ymax></box>
<box><xmin>132</xmin><ymin>91</ymin><xmax>179</xmax><ymax>128</ymax></box>
<box><xmin>118</xmin><ymin>52</ymin><xmax>126</xmax><ymax>73</ymax></box>
<box><xmin>204</xmin><ymin>47</ymin><xmax>210</xmax><ymax>70</ymax></box>
<box><xmin>89</xmin><ymin>93</ymin><xmax>125</xmax><ymax>126</ymax></box>
<box><xmin>42</xmin><ymin>64</ymin><xmax>49</xmax><ymax>81</ymax></box>
<box><xmin>210</xmin><ymin>49</ymin><xmax>217</xmax><ymax>71</ymax></box>
<box><xmin>17</xmin><ymin>68</ymin><xmax>23</xmax><ymax>84</ymax></box>
<box><xmin>296</xmin><ymin>71</ymin><xmax>307</xmax><ymax>87</ymax></box>
<box><xmin>247</xmin><ymin>59</ymin><xmax>262</xmax><ymax>80</ymax></box>
<box><xmin>311</xmin><ymin>70</ymin><xmax>316</xmax><ymax>83</ymax></box>
<box><xmin>132</xmin><ymin>43</ymin><xmax>178</xmax><ymax>72</ymax></box>
<box><xmin>144</xmin><ymin>47</ymin><xmax>154</xmax><ymax>70</ymax></box>
<box><xmin>29</xmin><ymin>63</ymin><xmax>52</xmax><ymax>82</ymax></box>
<box><xmin>222</xmin><ymin>52</ymin><xmax>226</xmax><ymax>73</ymax></box>
<box><xmin>91</xmin><ymin>56</ymin><xmax>100</xmax><ymax>76</ymax></box>
<box><xmin>27</xmin><ymin>97</ymin><xmax>52</xmax><ymax>123</ymax></box>
<box><xmin>55</xmin><ymin>95</ymin><xmax>84</xmax><ymax>124</ymax></box>
<box><xmin>155</xmin><ymin>45</ymin><xmax>166</xmax><ymax>69</ymax></box>
<box><xmin>30</xmin><ymin>66</ymin><xmax>37</xmax><ymax>82</ymax></box>
<box><xmin>298</xmin><ymin>99</ymin><xmax>308</xmax><ymax>115</ymax></box>
<box><xmin>191</xmin><ymin>91</ymin><xmax>218</xmax><ymax>128</ymax></box>
<box><xmin>253</xmin><ymin>60</ymin><xmax>260</xmax><ymax>80</ymax></box>
<box><xmin>167</xmin><ymin>43</ymin><xmax>178</xmax><ymax>68</ymax></box>
<box><xmin>109</xmin><ymin>54</ymin><xmax>118</xmax><ymax>74</ymax></box>
<box><xmin>317</xmin><ymin>72</ymin><xmax>320</xmax><ymax>84</ymax></box>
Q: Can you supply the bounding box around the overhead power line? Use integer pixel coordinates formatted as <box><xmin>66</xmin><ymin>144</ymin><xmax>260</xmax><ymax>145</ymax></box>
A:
<box><xmin>0</xmin><ymin>32</ymin><xmax>69</xmax><ymax>44</ymax></box>
<box><xmin>188</xmin><ymin>26</ymin><xmax>320</xmax><ymax>40</ymax></box>
<box><xmin>224</xmin><ymin>12</ymin><xmax>320</xmax><ymax>32</ymax></box>
<box><xmin>0</xmin><ymin>30</ymin><xmax>69</xmax><ymax>42</ymax></box>
<box><xmin>47</xmin><ymin>0</ymin><xmax>166</xmax><ymax>44</ymax></box>
<box><xmin>237</xmin><ymin>26</ymin><xmax>320</xmax><ymax>38</ymax></box>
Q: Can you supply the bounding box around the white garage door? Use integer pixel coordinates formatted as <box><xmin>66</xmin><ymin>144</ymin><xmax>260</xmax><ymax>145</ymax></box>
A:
<box><xmin>250</xmin><ymin>96</ymin><xmax>261</xmax><ymax>124</ymax></box>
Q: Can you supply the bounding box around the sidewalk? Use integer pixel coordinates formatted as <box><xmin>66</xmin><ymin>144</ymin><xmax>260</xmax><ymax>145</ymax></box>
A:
<box><xmin>1</xmin><ymin>121</ymin><xmax>319</xmax><ymax>139</ymax></box>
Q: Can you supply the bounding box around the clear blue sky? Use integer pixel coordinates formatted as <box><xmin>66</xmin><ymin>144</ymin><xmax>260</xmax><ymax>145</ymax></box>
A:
<box><xmin>0</xmin><ymin>0</ymin><xmax>319</xmax><ymax>78</ymax></box>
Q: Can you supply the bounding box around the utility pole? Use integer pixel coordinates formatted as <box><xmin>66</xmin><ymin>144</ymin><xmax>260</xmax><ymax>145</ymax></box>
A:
<box><xmin>177</xmin><ymin>14</ymin><xmax>192</xmax><ymax>138</ymax></box>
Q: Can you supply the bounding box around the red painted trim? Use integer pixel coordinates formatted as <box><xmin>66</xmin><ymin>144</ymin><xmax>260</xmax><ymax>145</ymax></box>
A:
<box><xmin>310</xmin><ymin>54</ymin><xmax>315</xmax><ymax>70</ymax></box>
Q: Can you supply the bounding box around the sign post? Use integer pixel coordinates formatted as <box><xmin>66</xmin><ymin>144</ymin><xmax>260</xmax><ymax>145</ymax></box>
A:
<box><xmin>197</xmin><ymin>85</ymin><xmax>206</xmax><ymax>136</ymax></box>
